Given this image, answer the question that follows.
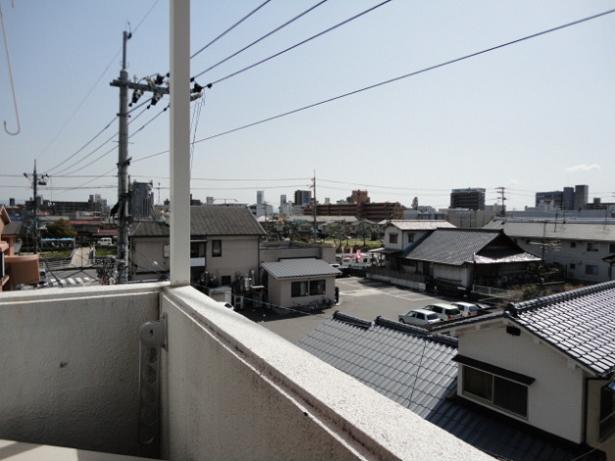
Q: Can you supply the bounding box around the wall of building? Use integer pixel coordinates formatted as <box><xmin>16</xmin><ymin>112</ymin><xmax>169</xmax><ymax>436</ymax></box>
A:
<box><xmin>267</xmin><ymin>276</ymin><xmax>335</xmax><ymax>309</ymax></box>
<box><xmin>457</xmin><ymin>323</ymin><xmax>586</xmax><ymax>443</ymax></box>
<box><xmin>586</xmin><ymin>379</ymin><xmax>615</xmax><ymax>458</ymax></box>
<box><xmin>206</xmin><ymin>235</ymin><xmax>259</xmax><ymax>281</ymax></box>
<box><xmin>160</xmin><ymin>286</ymin><xmax>493</xmax><ymax>461</ymax></box>
<box><xmin>131</xmin><ymin>237</ymin><xmax>169</xmax><ymax>276</ymax></box>
<box><xmin>0</xmin><ymin>283</ymin><xmax>160</xmax><ymax>455</ymax></box>
<box><xmin>432</xmin><ymin>263</ymin><xmax>471</xmax><ymax>288</ymax></box>
<box><xmin>260</xmin><ymin>245</ymin><xmax>336</xmax><ymax>264</ymax></box>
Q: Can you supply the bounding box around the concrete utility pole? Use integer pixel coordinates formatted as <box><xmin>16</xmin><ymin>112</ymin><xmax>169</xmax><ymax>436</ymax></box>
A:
<box><xmin>23</xmin><ymin>160</ymin><xmax>47</xmax><ymax>254</ymax></box>
<box><xmin>312</xmin><ymin>171</ymin><xmax>317</xmax><ymax>242</ymax></box>
<box><xmin>495</xmin><ymin>186</ymin><xmax>507</xmax><ymax>217</ymax></box>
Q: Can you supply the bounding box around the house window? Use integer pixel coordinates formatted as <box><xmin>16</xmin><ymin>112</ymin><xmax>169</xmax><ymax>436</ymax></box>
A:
<box><xmin>309</xmin><ymin>280</ymin><xmax>326</xmax><ymax>296</ymax></box>
<box><xmin>190</xmin><ymin>242</ymin><xmax>206</xmax><ymax>258</ymax></box>
<box><xmin>389</xmin><ymin>233</ymin><xmax>398</xmax><ymax>244</ymax></box>
<box><xmin>609</xmin><ymin>243</ymin><xmax>615</xmax><ymax>254</ymax></box>
<box><xmin>585</xmin><ymin>265</ymin><xmax>599</xmax><ymax>276</ymax></box>
<box><xmin>462</xmin><ymin>366</ymin><xmax>528</xmax><ymax>418</ymax></box>
<box><xmin>570</xmin><ymin>241</ymin><xmax>577</xmax><ymax>248</ymax></box>
<box><xmin>587</xmin><ymin>242</ymin><xmax>599</xmax><ymax>252</ymax></box>
<box><xmin>569</xmin><ymin>263</ymin><xmax>576</xmax><ymax>270</ymax></box>
<box><xmin>221</xmin><ymin>275</ymin><xmax>231</xmax><ymax>285</ymax></box>
<box><xmin>407</xmin><ymin>233</ymin><xmax>415</xmax><ymax>243</ymax></box>
<box><xmin>600</xmin><ymin>384</ymin><xmax>615</xmax><ymax>440</ymax></box>
<box><xmin>212</xmin><ymin>240</ymin><xmax>222</xmax><ymax>257</ymax></box>
<box><xmin>291</xmin><ymin>281</ymin><xmax>309</xmax><ymax>297</ymax></box>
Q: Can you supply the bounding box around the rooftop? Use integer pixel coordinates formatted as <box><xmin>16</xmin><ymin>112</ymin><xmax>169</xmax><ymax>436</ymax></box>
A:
<box><xmin>387</xmin><ymin>220</ymin><xmax>456</xmax><ymax>231</ymax></box>
<box><xmin>484</xmin><ymin>218</ymin><xmax>615</xmax><ymax>242</ymax></box>
<box><xmin>261</xmin><ymin>258</ymin><xmax>340</xmax><ymax>279</ymax></box>
<box><xmin>299</xmin><ymin>312</ymin><xmax>604</xmax><ymax>461</ymax></box>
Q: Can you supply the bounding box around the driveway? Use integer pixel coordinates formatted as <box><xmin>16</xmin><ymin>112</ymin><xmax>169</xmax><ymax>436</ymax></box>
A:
<box><xmin>244</xmin><ymin>277</ymin><xmax>455</xmax><ymax>343</ymax></box>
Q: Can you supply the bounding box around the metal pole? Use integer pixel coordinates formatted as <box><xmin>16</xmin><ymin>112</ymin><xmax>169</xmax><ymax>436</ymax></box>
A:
<box><xmin>170</xmin><ymin>0</ymin><xmax>191</xmax><ymax>286</ymax></box>
<box><xmin>116</xmin><ymin>31</ymin><xmax>131</xmax><ymax>284</ymax></box>
<box><xmin>312</xmin><ymin>170</ymin><xmax>317</xmax><ymax>242</ymax></box>
<box><xmin>33</xmin><ymin>160</ymin><xmax>38</xmax><ymax>253</ymax></box>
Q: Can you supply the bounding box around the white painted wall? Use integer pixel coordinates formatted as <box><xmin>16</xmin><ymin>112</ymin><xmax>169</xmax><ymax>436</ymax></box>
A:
<box><xmin>0</xmin><ymin>284</ymin><xmax>161</xmax><ymax>456</ymax></box>
<box><xmin>260</xmin><ymin>245</ymin><xmax>336</xmax><ymax>264</ymax></box>
<box><xmin>458</xmin><ymin>323</ymin><xmax>586</xmax><ymax>443</ymax></box>
<box><xmin>433</xmin><ymin>264</ymin><xmax>471</xmax><ymax>287</ymax></box>
<box><xmin>206</xmin><ymin>236</ymin><xmax>259</xmax><ymax>281</ymax></box>
<box><xmin>160</xmin><ymin>286</ymin><xmax>494</xmax><ymax>461</ymax></box>
<box><xmin>131</xmin><ymin>237</ymin><xmax>169</xmax><ymax>274</ymax></box>
<box><xmin>267</xmin><ymin>276</ymin><xmax>336</xmax><ymax>310</ymax></box>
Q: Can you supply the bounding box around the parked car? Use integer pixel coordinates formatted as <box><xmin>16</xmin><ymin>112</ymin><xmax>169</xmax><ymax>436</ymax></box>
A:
<box><xmin>451</xmin><ymin>301</ymin><xmax>482</xmax><ymax>317</ymax></box>
<box><xmin>424</xmin><ymin>303</ymin><xmax>462</xmax><ymax>321</ymax></box>
<box><xmin>398</xmin><ymin>309</ymin><xmax>442</xmax><ymax>327</ymax></box>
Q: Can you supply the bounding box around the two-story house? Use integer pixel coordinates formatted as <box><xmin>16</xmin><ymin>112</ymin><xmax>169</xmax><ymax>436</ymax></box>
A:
<box><xmin>435</xmin><ymin>281</ymin><xmax>615</xmax><ymax>458</ymax></box>
<box><xmin>484</xmin><ymin>218</ymin><xmax>615</xmax><ymax>282</ymax></box>
<box><xmin>129</xmin><ymin>206</ymin><xmax>266</xmax><ymax>288</ymax></box>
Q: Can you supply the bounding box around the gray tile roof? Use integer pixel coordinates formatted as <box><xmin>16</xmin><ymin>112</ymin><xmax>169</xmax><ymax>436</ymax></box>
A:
<box><xmin>299</xmin><ymin>313</ymin><xmax>603</xmax><ymax>461</ymax></box>
<box><xmin>388</xmin><ymin>220</ymin><xmax>456</xmax><ymax>231</ymax></box>
<box><xmin>405</xmin><ymin>229</ymin><xmax>501</xmax><ymax>265</ymax></box>
<box><xmin>130</xmin><ymin>206</ymin><xmax>266</xmax><ymax>237</ymax></box>
<box><xmin>510</xmin><ymin>281</ymin><xmax>615</xmax><ymax>376</ymax></box>
<box><xmin>261</xmin><ymin>258</ymin><xmax>340</xmax><ymax>279</ymax></box>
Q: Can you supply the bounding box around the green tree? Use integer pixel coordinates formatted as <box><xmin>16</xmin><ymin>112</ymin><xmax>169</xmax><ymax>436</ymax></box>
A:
<box><xmin>46</xmin><ymin>219</ymin><xmax>77</xmax><ymax>238</ymax></box>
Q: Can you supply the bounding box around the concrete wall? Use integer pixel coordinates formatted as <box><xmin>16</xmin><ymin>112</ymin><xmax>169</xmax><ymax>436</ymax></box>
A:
<box><xmin>433</xmin><ymin>263</ymin><xmax>471</xmax><ymax>287</ymax></box>
<box><xmin>260</xmin><ymin>245</ymin><xmax>336</xmax><ymax>264</ymax></box>
<box><xmin>131</xmin><ymin>237</ymin><xmax>169</xmax><ymax>274</ymax></box>
<box><xmin>160</xmin><ymin>286</ymin><xmax>494</xmax><ymax>461</ymax></box>
<box><xmin>0</xmin><ymin>283</ymin><xmax>161</xmax><ymax>456</ymax></box>
<box><xmin>458</xmin><ymin>322</ymin><xmax>586</xmax><ymax>443</ymax></box>
<box><xmin>267</xmin><ymin>276</ymin><xmax>335</xmax><ymax>309</ymax></box>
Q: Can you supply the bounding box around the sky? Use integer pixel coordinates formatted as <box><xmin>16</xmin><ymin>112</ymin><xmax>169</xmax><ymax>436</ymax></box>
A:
<box><xmin>1</xmin><ymin>0</ymin><xmax>614</xmax><ymax>210</ymax></box>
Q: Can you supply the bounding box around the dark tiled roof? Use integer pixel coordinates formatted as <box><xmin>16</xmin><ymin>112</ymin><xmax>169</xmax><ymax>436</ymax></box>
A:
<box><xmin>130</xmin><ymin>206</ymin><xmax>266</xmax><ymax>237</ymax></box>
<box><xmin>299</xmin><ymin>314</ymin><xmax>603</xmax><ymax>461</ymax></box>
<box><xmin>405</xmin><ymin>229</ymin><xmax>501</xmax><ymax>265</ymax></box>
<box><xmin>510</xmin><ymin>281</ymin><xmax>615</xmax><ymax>376</ymax></box>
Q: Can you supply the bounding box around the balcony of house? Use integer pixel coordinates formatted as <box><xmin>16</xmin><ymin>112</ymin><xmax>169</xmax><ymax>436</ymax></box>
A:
<box><xmin>0</xmin><ymin>282</ymin><xmax>493</xmax><ymax>461</ymax></box>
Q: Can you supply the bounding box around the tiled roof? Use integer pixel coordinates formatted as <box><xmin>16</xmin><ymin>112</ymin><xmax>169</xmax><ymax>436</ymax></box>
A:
<box><xmin>405</xmin><ymin>229</ymin><xmax>502</xmax><ymax>265</ymax></box>
<box><xmin>485</xmin><ymin>219</ymin><xmax>615</xmax><ymax>242</ymax></box>
<box><xmin>130</xmin><ymin>206</ymin><xmax>266</xmax><ymax>237</ymax></box>
<box><xmin>388</xmin><ymin>220</ymin><xmax>455</xmax><ymax>231</ymax></box>
<box><xmin>510</xmin><ymin>281</ymin><xmax>615</xmax><ymax>376</ymax></box>
<box><xmin>261</xmin><ymin>258</ymin><xmax>340</xmax><ymax>279</ymax></box>
<box><xmin>299</xmin><ymin>314</ymin><xmax>603</xmax><ymax>461</ymax></box>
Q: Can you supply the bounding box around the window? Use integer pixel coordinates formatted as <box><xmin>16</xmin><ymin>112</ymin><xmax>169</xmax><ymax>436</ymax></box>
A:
<box><xmin>221</xmin><ymin>275</ymin><xmax>231</xmax><ymax>285</ymax></box>
<box><xmin>407</xmin><ymin>233</ymin><xmax>415</xmax><ymax>243</ymax></box>
<box><xmin>610</xmin><ymin>243</ymin><xmax>615</xmax><ymax>253</ymax></box>
<box><xmin>190</xmin><ymin>242</ymin><xmax>205</xmax><ymax>258</ymax></box>
<box><xmin>462</xmin><ymin>366</ymin><xmax>528</xmax><ymax>418</ymax></box>
<box><xmin>388</xmin><ymin>233</ymin><xmax>398</xmax><ymax>244</ymax></box>
<box><xmin>570</xmin><ymin>241</ymin><xmax>577</xmax><ymax>248</ymax></box>
<box><xmin>291</xmin><ymin>281</ymin><xmax>309</xmax><ymax>297</ymax></box>
<box><xmin>569</xmin><ymin>263</ymin><xmax>576</xmax><ymax>270</ymax></box>
<box><xmin>587</xmin><ymin>242</ymin><xmax>599</xmax><ymax>252</ymax></box>
<box><xmin>585</xmin><ymin>265</ymin><xmax>599</xmax><ymax>276</ymax></box>
<box><xmin>309</xmin><ymin>280</ymin><xmax>326</xmax><ymax>296</ymax></box>
<box><xmin>212</xmin><ymin>240</ymin><xmax>222</xmax><ymax>257</ymax></box>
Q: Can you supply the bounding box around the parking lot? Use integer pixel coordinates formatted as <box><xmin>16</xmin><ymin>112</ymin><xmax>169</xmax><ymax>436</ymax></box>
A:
<box><xmin>246</xmin><ymin>277</ymin><xmax>455</xmax><ymax>343</ymax></box>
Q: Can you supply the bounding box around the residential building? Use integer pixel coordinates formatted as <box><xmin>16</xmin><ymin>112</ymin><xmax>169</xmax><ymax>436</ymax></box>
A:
<box><xmin>535</xmin><ymin>191</ymin><xmax>563</xmax><ymax>209</ymax></box>
<box><xmin>450</xmin><ymin>188</ymin><xmax>486</xmax><ymax>210</ymax></box>
<box><xmin>0</xmin><ymin>206</ymin><xmax>39</xmax><ymax>291</ymax></box>
<box><xmin>261</xmin><ymin>258</ymin><xmax>340</xmax><ymax>313</ymax></box>
<box><xmin>248</xmin><ymin>201</ymin><xmax>273</xmax><ymax>218</ymax></box>
<box><xmin>260</xmin><ymin>240</ymin><xmax>336</xmax><ymax>264</ymax></box>
<box><xmin>294</xmin><ymin>189</ymin><xmax>312</xmax><ymax>207</ymax></box>
<box><xmin>563</xmin><ymin>186</ymin><xmax>575</xmax><ymax>210</ymax></box>
<box><xmin>383</xmin><ymin>220</ymin><xmax>455</xmax><ymax>254</ymax></box>
<box><xmin>434</xmin><ymin>281</ymin><xmax>615</xmax><ymax>459</ymax></box>
<box><xmin>444</xmin><ymin>205</ymin><xmax>502</xmax><ymax>228</ymax></box>
<box><xmin>129</xmin><ymin>206</ymin><xmax>266</xmax><ymax>288</ymax></box>
<box><xmin>403</xmin><ymin>228</ymin><xmax>540</xmax><ymax>292</ymax></box>
<box><xmin>347</xmin><ymin>189</ymin><xmax>369</xmax><ymax>204</ymax></box>
<box><xmin>130</xmin><ymin>181</ymin><xmax>154</xmax><ymax>218</ymax></box>
<box><xmin>304</xmin><ymin>201</ymin><xmax>404</xmax><ymax>221</ymax></box>
<box><xmin>205</xmin><ymin>196</ymin><xmax>214</xmax><ymax>205</ymax></box>
<box><xmin>485</xmin><ymin>218</ymin><xmax>615</xmax><ymax>282</ymax></box>
<box><xmin>300</xmin><ymin>311</ymin><xmax>606</xmax><ymax>460</ymax></box>
<box><xmin>575</xmin><ymin>184</ymin><xmax>589</xmax><ymax>210</ymax></box>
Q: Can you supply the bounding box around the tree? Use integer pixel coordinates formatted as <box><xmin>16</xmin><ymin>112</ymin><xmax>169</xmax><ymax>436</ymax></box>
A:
<box><xmin>46</xmin><ymin>219</ymin><xmax>77</xmax><ymax>238</ymax></box>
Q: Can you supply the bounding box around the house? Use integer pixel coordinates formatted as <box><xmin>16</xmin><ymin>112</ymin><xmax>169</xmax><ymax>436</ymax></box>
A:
<box><xmin>0</xmin><ymin>206</ymin><xmax>39</xmax><ymax>291</ymax></box>
<box><xmin>403</xmin><ymin>228</ymin><xmax>541</xmax><ymax>292</ymax></box>
<box><xmin>129</xmin><ymin>205</ymin><xmax>266</xmax><ymax>288</ymax></box>
<box><xmin>299</xmin><ymin>311</ymin><xmax>604</xmax><ymax>460</ymax></box>
<box><xmin>432</xmin><ymin>281</ymin><xmax>615</xmax><ymax>458</ymax></box>
<box><xmin>485</xmin><ymin>218</ymin><xmax>615</xmax><ymax>282</ymax></box>
<box><xmin>261</xmin><ymin>258</ymin><xmax>340</xmax><ymax>313</ymax></box>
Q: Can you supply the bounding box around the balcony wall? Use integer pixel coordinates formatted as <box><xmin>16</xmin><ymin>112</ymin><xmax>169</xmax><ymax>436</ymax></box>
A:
<box><xmin>0</xmin><ymin>283</ymin><xmax>161</xmax><ymax>456</ymax></box>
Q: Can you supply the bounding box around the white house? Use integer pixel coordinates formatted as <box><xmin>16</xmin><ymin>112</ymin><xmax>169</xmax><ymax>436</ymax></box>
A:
<box><xmin>485</xmin><ymin>218</ymin><xmax>615</xmax><ymax>282</ymax></box>
<box><xmin>436</xmin><ymin>281</ymin><xmax>615</xmax><ymax>458</ymax></box>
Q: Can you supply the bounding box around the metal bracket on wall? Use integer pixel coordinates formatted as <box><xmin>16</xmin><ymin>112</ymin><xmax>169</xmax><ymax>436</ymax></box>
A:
<box><xmin>137</xmin><ymin>313</ymin><xmax>167</xmax><ymax>457</ymax></box>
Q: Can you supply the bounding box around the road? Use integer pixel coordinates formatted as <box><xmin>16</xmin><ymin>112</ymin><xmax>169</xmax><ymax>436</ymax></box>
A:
<box><xmin>244</xmin><ymin>277</ymin><xmax>454</xmax><ymax>343</ymax></box>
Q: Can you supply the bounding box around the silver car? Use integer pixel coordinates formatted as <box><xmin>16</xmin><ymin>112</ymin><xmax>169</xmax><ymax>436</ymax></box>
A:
<box><xmin>398</xmin><ymin>309</ymin><xmax>442</xmax><ymax>326</ymax></box>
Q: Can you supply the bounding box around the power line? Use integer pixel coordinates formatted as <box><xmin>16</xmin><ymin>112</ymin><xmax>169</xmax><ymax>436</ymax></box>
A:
<box><xmin>190</xmin><ymin>0</ymin><xmax>273</xmax><ymax>59</ymax></box>
<box><xmin>192</xmin><ymin>0</ymin><xmax>329</xmax><ymax>80</ymax></box>
<box><xmin>0</xmin><ymin>1</ymin><xmax>21</xmax><ymax>135</ymax></box>
<box><xmin>199</xmin><ymin>0</ymin><xmax>391</xmax><ymax>85</ymax></box>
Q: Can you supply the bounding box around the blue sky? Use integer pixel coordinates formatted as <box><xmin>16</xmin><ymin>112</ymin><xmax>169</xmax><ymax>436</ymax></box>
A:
<box><xmin>1</xmin><ymin>0</ymin><xmax>614</xmax><ymax>210</ymax></box>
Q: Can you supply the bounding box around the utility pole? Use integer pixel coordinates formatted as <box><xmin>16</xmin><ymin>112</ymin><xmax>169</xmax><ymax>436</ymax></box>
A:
<box><xmin>312</xmin><ymin>171</ymin><xmax>317</xmax><ymax>242</ymax></box>
<box><xmin>495</xmin><ymin>186</ymin><xmax>507</xmax><ymax>217</ymax></box>
<box><xmin>157</xmin><ymin>182</ymin><xmax>161</xmax><ymax>205</ymax></box>
<box><xmin>23</xmin><ymin>160</ymin><xmax>47</xmax><ymax>254</ymax></box>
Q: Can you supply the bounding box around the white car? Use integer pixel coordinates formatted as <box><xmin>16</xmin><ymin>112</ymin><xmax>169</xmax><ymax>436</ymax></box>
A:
<box><xmin>398</xmin><ymin>309</ymin><xmax>442</xmax><ymax>327</ymax></box>
<box><xmin>451</xmin><ymin>301</ymin><xmax>482</xmax><ymax>317</ymax></box>
<box><xmin>424</xmin><ymin>303</ymin><xmax>462</xmax><ymax>321</ymax></box>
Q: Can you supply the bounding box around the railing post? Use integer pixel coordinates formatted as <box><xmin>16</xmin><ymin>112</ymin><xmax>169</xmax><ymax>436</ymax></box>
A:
<box><xmin>169</xmin><ymin>0</ymin><xmax>191</xmax><ymax>286</ymax></box>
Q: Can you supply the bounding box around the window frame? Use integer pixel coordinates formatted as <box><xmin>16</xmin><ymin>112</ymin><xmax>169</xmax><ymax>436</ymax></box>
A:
<box><xmin>587</xmin><ymin>242</ymin><xmax>599</xmax><ymax>252</ymax></box>
<box><xmin>211</xmin><ymin>239</ymin><xmax>222</xmax><ymax>258</ymax></box>
<box><xmin>388</xmin><ymin>232</ymin><xmax>399</xmax><ymax>244</ymax></box>
<box><xmin>461</xmin><ymin>365</ymin><xmax>529</xmax><ymax>419</ymax></box>
<box><xmin>585</xmin><ymin>264</ymin><xmax>599</xmax><ymax>276</ymax></box>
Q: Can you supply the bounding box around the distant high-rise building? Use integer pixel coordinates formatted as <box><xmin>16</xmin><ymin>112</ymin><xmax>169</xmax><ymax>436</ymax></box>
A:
<box><xmin>256</xmin><ymin>190</ymin><xmax>264</xmax><ymax>205</ymax></box>
<box><xmin>206</xmin><ymin>196</ymin><xmax>214</xmax><ymax>205</ymax></box>
<box><xmin>574</xmin><ymin>185</ymin><xmax>588</xmax><ymax>210</ymax></box>
<box><xmin>535</xmin><ymin>191</ymin><xmax>563</xmax><ymax>209</ymax></box>
<box><xmin>8</xmin><ymin>198</ymin><xmax>15</xmax><ymax>207</ymax></box>
<box><xmin>347</xmin><ymin>190</ymin><xmax>370</xmax><ymax>204</ymax></box>
<box><xmin>450</xmin><ymin>188</ymin><xmax>485</xmax><ymax>210</ymax></box>
<box><xmin>280</xmin><ymin>194</ymin><xmax>287</xmax><ymax>206</ymax></box>
<box><xmin>294</xmin><ymin>190</ymin><xmax>312</xmax><ymax>207</ymax></box>
<box><xmin>324</xmin><ymin>197</ymin><xmax>330</xmax><ymax>205</ymax></box>
<box><xmin>562</xmin><ymin>187</ymin><xmax>575</xmax><ymax>210</ymax></box>
<box><xmin>130</xmin><ymin>182</ymin><xmax>154</xmax><ymax>218</ymax></box>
